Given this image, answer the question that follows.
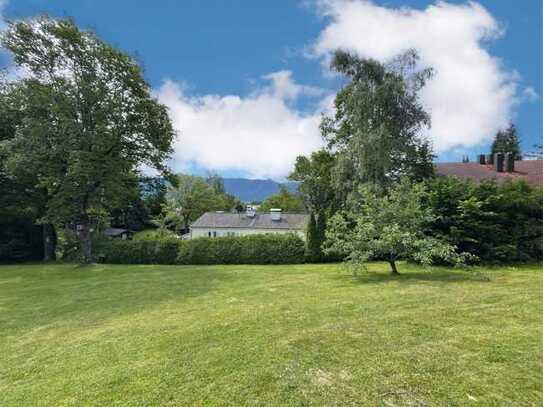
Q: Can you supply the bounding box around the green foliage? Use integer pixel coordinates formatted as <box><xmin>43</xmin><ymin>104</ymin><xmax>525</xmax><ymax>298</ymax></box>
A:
<box><xmin>181</xmin><ymin>234</ymin><xmax>305</xmax><ymax>265</ymax></box>
<box><xmin>426</xmin><ymin>177</ymin><xmax>543</xmax><ymax>263</ymax></box>
<box><xmin>206</xmin><ymin>172</ymin><xmax>242</xmax><ymax>212</ymax></box>
<box><xmin>96</xmin><ymin>239</ymin><xmax>180</xmax><ymax>265</ymax></box>
<box><xmin>321</xmin><ymin>50</ymin><xmax>435</xmax><ymax>196</ymax></box>
<box><xmin>206</xmin><ymin>171</ymin><xmax>226</xmax><ymax>195</ymax></box>
<box><xmin>0</xmin><ymin>17</ymin><xmax>175</xmax><ymax>262</ymax></box>
<box><xmin>0</xmin><ymin>216</ymin><xmax>44</xmax><ymax>263</ymax></box>
<box><xmin>109</xmin><ymin>176</ymin><xmax>169</xmax><ymax>231</ymax></box>
<box><xmin>133</xmin><ymin>229</ymin><xmax>177</xmax><ymax>241</ymax></box>
<box><xmin>325</xmin><ymin>180</ymin><xmax>466</xmax><ymax>273</ymax></box>
<box><xmin>305</xmin><ymin>211</ymin><xmax>328</xmax><ymax>262</ymax></box>
<box><xmin>305</xmin><ymin>213</ymin><xmax>319</xmax><ymax>261</ymax></box>
<box><xmin>289</xmin><ymin>149</ymin><xmax>338</xmax><ymax>213</ymax></box>
<box><xmin>259</xmin><ymin>185</ymin><xmax>305</xmax><ymax>212</ymax></box>
<box><xmin>98</xmin><ymin>234</ymin><xmax>305</xmax><ymax>265</ymax></box>
<box><xmin>491</xmin><ymin>123</ymin><xmax>522</xmax><ymax>160</ymax></box>
<box><xmin>0</xmin><ymin>83</ymin><xmax>51</xmax><ymax>261</ymax></box>
<box><xmin>165</xmin><ymin>174</ymin><xmax>238</xmax><ymax>232</ymax></box>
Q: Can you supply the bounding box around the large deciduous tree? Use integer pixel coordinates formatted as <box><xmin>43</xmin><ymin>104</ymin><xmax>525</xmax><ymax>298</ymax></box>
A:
<box><xmin>165</xmin><ymin>174</ymin><xmax>225</xmax><ymax>232</ymax></box>
<box><xmin>0</xmin><ymin>78</ymin><xmax>55</xmax><ymax>260</ymax></box>
<box><xmin>321</xmin><ymin>50</ymin><xmax>435</xmax><ymax>196</ymax></box>
<box><xmin>0</xmin><ymin>17</ymin><xmax>175</xmax><ymax>263</ymax></box>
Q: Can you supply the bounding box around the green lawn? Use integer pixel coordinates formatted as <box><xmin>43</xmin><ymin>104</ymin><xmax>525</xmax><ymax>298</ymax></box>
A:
<box><xmin>1</xmin><ymin>263</ymin><xmax>541</xmax><ymax>406</ymax></box>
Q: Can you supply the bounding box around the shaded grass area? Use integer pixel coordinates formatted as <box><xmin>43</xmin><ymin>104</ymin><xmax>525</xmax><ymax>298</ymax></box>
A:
<box><xmin>0</xmin><ymin>262</ymin><xmax>542</xmax><ymax>406</ymax></box>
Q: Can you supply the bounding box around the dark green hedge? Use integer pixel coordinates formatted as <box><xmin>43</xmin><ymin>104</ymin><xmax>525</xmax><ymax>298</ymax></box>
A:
<box><xmin>0</xmin><ymin>217</ymin><xmax>43</xmax><ymax>263</ymax></box>
<box><xmin>426</xmin><ymin>178</ymin><xmax>543</xmax><ymax>263</ymax></box>
<box><xmin>97</xmin><ymin>233</ymin><xmax>305</xmax><ymax>265</ymax></box>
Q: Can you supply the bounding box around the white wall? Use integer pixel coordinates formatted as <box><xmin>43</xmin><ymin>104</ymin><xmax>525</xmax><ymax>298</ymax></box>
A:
<box><xmin>191</xmin><ymin>227</ymin><xmax>305</xmax><ymax>240</ymax></box>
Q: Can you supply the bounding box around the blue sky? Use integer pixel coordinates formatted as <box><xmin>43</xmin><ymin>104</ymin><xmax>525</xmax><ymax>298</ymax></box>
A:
<box><xmin>1</xmin><ymin>0</ymin><xmax>541</xmax><ymax>180</ymax></box>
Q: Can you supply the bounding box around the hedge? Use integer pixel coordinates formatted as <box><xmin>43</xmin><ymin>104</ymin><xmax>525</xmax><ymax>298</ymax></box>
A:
<box><xmin>97</xmin><ymin>233</ymin><xmax>305</xmax><ymax>265</ymax></box>
<box><xmin>426</xmin><ymin>178</ymin><xmax>543</xmax><ymax>263</ymax></box>
<box><xmin>0</xmin><ymin>217</ymin><xmax>44</xmax><ymax>263</ymax></box>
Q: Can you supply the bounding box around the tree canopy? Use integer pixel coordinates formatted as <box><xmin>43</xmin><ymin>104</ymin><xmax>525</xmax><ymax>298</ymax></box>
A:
<box><xmin>324</xmin><ymin>180</ymin><xmax>466</xmax><ymax>274</ymax></box>
<box><xmin>259</xmin><ymin>185</ymin><xmax>305</xmax><ymax>213</ymax></box>
<box><xmin>321</xmin><ymin>49</ymin><xmax>435</xmax><ymax>196</ymax></box>
<box><xmin>0</xmin><ymin>17</ymin><xmax>175</xmax><ymax>262</ymax></box>
<box><xmin>491</xmin><ymin>123</ymin><xmax>522</xmax><ymax>160</ymax></box>
<box><xmin>163</xmin><ymin>174</ymin><xmax>241</xmax><ymax>233</ymax></box>
<box><xmin>289</xmin><ymin>149</ymin><xmax>337</xmax><ymax>214</ymax></box>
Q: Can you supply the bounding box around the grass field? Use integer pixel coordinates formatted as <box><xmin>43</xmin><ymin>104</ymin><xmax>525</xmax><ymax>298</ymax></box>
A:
<box><xmin>1</xmin><ymin>262</ymin><xmax>541</xmax><ymax>406</ymax></box>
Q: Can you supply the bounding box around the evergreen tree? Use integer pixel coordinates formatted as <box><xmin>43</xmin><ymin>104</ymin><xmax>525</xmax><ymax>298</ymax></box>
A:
<box><xmin>491</xmin><ymin>123</ymin><xmax>522</xmax><ymax>160</ymax></box>
<box><xmin>305</xmin><ymin>212</ymin><xmax>320</xmax><ymax>262</ymax></box>
<box><xmin>315</xmin><ymin>211</ymin><xmax>327</xmax><ymax>260</ymax></box>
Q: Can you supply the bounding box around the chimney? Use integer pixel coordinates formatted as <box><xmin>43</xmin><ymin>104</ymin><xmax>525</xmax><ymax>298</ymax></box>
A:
<box><xmin>486</xmin><ymin>154</ymin><xmax>494</xmax><ymax>165</ymax></box>
<box><xmin>505</xmin><ymin>153</ymin><xmax>515</xmax><ymax>172</ymax></box>
<box><xmin>494</xmin><ymin>153</ymin><xmax>504</xmax><ymax>172</ymax></box>
<box><xmin>478</xmin><ymin>154</ymin><xmax>486</xmax><ymax>165</ymax></box>
<box><xmin>270</xmin><ymin>208</ymin><xmax>282</xmax><ymax>221</ymax></box>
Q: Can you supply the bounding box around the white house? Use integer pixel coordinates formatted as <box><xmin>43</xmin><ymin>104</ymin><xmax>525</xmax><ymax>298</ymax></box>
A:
<box><xmin>190</xmin><ymin>209</ymin><xmax>308</xmax><ymax>239</ymax></box>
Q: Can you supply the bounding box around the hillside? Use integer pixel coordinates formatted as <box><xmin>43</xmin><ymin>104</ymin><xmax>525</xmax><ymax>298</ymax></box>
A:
<box><xmin>223</xmin><ymin>178</ymin><xmax>298</xmax><ymax>202</ymax></box>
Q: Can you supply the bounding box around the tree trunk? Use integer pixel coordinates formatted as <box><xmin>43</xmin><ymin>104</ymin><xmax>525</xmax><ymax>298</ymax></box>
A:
<box><xmin>43</xmin><ymin>223</ymin><xmax>57</xmax><ymax>262</ymax></box>
<box><xmin>389</xmin><ymin>256</ymin><xmax>400</xmax><ymax>275</ymax></box>
<box><xmin>78</xmin><ymin>219</ymin><xmax>93</xmax><ymax>264</ymax></box>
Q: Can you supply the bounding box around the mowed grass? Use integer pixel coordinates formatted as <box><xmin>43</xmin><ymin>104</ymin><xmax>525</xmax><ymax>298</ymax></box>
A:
<box><xmin>0</xmin><ymin>263</ymin><xmax>541</xmax><ymax>406</ymax></box>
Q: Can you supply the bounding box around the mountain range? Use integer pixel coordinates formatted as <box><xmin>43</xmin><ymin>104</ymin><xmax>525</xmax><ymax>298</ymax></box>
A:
<box><xmin>223</xmin><ymin>178</ymin><xmax>298</xmax><ymax>202</ymax></box>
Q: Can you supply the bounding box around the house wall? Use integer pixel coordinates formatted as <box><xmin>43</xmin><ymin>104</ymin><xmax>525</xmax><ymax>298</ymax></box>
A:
<box><xmin>191</xmin><ymin>227</ymin><xmax>305</xmax><ymax>240</ymax></box>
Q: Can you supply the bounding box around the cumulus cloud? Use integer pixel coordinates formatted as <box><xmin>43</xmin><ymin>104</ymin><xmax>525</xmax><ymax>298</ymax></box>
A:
<box><xmin>157</xmin><ymin>72</ymin><xmax>327</xmax><ymax>179</ymax></box>
<box><xmin>521</xmin><ymin>87</ymin><xmax>539</xmax><ymax>102</ymax></box>
<box><xmin>312</xmin><ymin>0</ymin><xmax>518</xmax><ymax>152</ymax></box>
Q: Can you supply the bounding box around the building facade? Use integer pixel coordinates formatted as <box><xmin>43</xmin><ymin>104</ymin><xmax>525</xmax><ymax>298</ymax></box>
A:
<box><xmin>190</xmin><ymin>209</ymin><xmax>308</xmax><ymax>240</ymax></box>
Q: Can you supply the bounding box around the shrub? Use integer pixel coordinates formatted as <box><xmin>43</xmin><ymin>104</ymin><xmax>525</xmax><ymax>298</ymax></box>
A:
<box><xmin>426</xmin><ymin>178</ymin><xmax>543</xmax><ymax>263</ymax></box>
<box><xmin>0</xmin><ymin>216</ymin><xmax>43</xmax><ymax>263</ymax></box>
<box><xmin>97</xmin><ymin>238</ymin><xmax>180</xmax><ymax>264</ymax></box>
<box><xmin>133</xmin><ymin>229</ymin><xmax>177</xmax><ymax>241</ymax></box>
<box><xmin>98</xmin><ymin>233</ymin><xmax>305</xmax><ymax>265</ymax></box>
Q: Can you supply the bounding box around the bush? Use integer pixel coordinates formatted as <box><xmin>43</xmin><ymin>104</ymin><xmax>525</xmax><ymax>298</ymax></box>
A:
<box><xmin>98</xmin><ymin>233</ymin><xmax>305</xmax><ymax>265</ymax></box>
<box><xmin>0</xmin><ymin>216</ymin><xmax>43</xmax><ymax>263</ymax></box>
<box><xmin>426</xmin><ymin>178</ymin><xmax>543</xmax><ymax>263</ymax></box>
<box><xmin>133</xmin><ymin>228</ymin><xmax>177</xmax><ymax>241</ymax></box>
<box><xmin>97</xmin><ymin>238</ymin><xmax>181</xmax><ymax>264</ymax></box>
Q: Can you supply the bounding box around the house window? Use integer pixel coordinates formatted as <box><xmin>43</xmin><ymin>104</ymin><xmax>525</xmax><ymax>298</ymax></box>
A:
<box><xmin>208</xmin><ymin>231</ymin><xmax>212</xmax><ymax>237</ymax></box>
<box><xmin>213</xmin><ymin>231</ymin><xmax>217</xmax><ymax>237</ymax></box>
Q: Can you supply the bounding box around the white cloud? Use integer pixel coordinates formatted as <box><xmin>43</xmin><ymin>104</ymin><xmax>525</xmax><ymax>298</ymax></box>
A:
<box><xmin>157</xmin><ymin>72</ymin><xmax>327</xmax><ymax>179</ymax></box>
<box><xmin>312</xmin><ymin>0</ymin><xmax>518</xmax><ymax>152</ymax></box>
<box><xmin>521</xmin><ymin>87</ymin><xmax>539</xmax><ymax>102</ymax></box>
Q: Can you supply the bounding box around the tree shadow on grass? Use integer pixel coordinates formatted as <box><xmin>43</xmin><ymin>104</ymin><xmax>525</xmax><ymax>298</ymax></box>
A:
<box><xmin>333</xmin><ymin>267</ymin><xmax>494</xmax><ymax>286</ymax></box>
<box><xmin>0</xmin><ymin>263</ymin><xmax>239</xmax><ymax>333</ymax></box>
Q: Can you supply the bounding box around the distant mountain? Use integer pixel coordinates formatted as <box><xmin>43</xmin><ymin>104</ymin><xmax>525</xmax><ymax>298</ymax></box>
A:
<box><xmin>223</xmin><ymin>178</ymin><xmax>298</xmax><ymax>202</ymax></box>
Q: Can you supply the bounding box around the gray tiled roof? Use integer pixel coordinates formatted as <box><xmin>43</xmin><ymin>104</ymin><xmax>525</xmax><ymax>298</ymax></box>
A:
<box><xmin>191</xmin><ymin>212</ymin><xmax>309</xmax><ymax>230</ymax></box>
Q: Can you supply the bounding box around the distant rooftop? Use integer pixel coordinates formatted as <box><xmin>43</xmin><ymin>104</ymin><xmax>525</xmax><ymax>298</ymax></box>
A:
<box><xmin>191</xmin><ymin>212</ymin><xmax>308</xmax><ymax>230</ymax></box>
<box><xmin>435</xmin><ymin>160</ymin><xmax>543</xmax><ymax>186</ymax></box>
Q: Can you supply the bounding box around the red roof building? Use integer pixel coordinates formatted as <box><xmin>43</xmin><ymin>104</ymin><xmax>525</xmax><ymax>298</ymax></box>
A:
<box><xmin>435</xmin><ymin>157</ymin><xmax>543</xmax><ymax>187</ymax></box>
